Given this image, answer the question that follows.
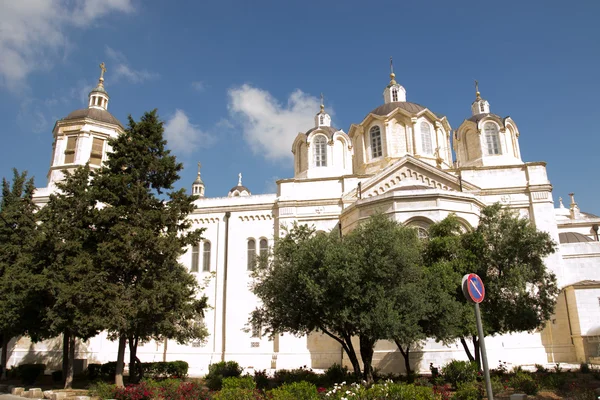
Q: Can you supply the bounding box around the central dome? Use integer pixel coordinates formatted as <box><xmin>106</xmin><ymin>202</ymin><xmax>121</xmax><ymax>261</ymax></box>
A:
<box><xmin>62</xmin><ymin>108</ymin><xmax>123</xmax><ymax>128</ymax></box>
<box><xmin>369</xmin><ymin>101</ymin><xmax>426</xmax><ymax>116</ymax></box>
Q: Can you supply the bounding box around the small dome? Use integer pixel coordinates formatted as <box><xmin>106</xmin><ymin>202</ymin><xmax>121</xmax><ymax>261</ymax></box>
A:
<box><xmin>194</xmin><ymin>175</ymin><xmax>204</xmax><ymax>184</ymax></box>
<box><xmin>467</xmin><ymin>113</ymin><xmax>503</xmax><ymax>124</ymax></box>
<box><xmin>62</xmin><ymin>108</ymin><xmax>122</xmax><ymax>128</ymax></box>
<box><xmin>305</xmin><ymin>126</ymin><xmax>338</xmax><ymax>138</ymax></box>
<box><xmin>228</xmin><ymin>185</ymin><xmax>251</xmax><ymax>197</ymax></box>
<box><xmin>369</xmin><ymin>101</ymin><xmax>427</xmax><ymax>116</ymax></box>
<box><xmin>90</xmin><ymin>85</ymin><xmax>108</xmax><ymax>95</ymax></box>
<box><xmin>559</xmin><ymin>232</ymin><xmax>595</xmax><ymax>244</ymax></box>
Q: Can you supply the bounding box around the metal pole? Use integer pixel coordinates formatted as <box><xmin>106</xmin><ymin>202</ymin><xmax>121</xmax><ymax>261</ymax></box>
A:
<box><xmin>474</xmin><ymin>302</ymin><xmax>493</xmax><ymax>400</ymax></box>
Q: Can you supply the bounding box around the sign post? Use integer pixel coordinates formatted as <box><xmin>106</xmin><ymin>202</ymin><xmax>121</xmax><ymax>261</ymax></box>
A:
<box><xmin>462</xmin><ymin>273</ymin><xmax>493</xmax><ymax>400</ymax></box>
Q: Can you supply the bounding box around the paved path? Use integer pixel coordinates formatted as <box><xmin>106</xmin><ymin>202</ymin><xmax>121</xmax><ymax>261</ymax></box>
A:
<box><xmin>0</xmin><ymin>395</ymin><xmax>24</xmax><ymax>399</ymax></box>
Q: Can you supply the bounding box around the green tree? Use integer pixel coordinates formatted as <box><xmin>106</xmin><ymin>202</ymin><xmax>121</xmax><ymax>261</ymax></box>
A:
<box><xmin>92</xmin><ymin>110</ymin><xmax>208</xmax><ymax>386</ymax></box>
<box><xmin>251</xmin><ymin>214</ymin><xmax>423</xmax><ymax>383</ymax></box>
<box><xmin>0</xmin><ymin>170</ymin><xmax>42</xmax><ymax>380</ymax></box>
<box><xmin>423</xmin><ymin>206</ymin><xmax>559</xmax><ymax>367</ymax></box>
<box><xmin>34</xmin><ymin>166</ymin><xmax>112</xmax><ymax>388</ymax></box>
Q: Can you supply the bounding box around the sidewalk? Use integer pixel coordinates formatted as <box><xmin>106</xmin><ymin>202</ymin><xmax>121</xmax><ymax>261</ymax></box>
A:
<box><xmin>0</xmin><ymin>395</ymin><xmax>25</xmax><ymax>399</ymax></box>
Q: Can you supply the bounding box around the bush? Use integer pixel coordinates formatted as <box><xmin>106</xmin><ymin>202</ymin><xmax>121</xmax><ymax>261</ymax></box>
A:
<box><xmin>212</xmin><ymin>388</ymin><xmax>264</xmax><ymax>400</ymax></box>
<box><xmin>324</xmin><ymin>363</ymin><xmax>351</xmax><ymax>385</ymax></box>
<box><xmin>89</xmin><ymin>381</ymin><xmax>116</xmax><ymax>399</ymax></box>
<box><xmin>489</xmin><ymin>375</ymin><xmax>505</xmax><ymax>396</ymax></box>
<box><xmin>253</xmin><ymin>369</ymin><xmax>269</xmax><ymax>390</ymax></box>
<box><xmin>113</xmin><ymin>382</ymin><xmax>155</xmax><ymax>400</ymax></box>
<box><xmin>539</xmin><ymin>372</ymin><xmax>568</xmax><ymax>390</ymax></box>
<box><xmin>272</xmin><ymin>367</ymin><xmax>322</xmax><ymax>387</ymax></box>
<box><xmin>162</xmin><ymin>381</ymin><xmax>209</xmax><ymax>400</ymax></box>
<box><xmin>87</xmin><ymin>363</ymin><xmax>102</xmax><ymax>381</ymax></box>
<box><xmin>17</xmin><ymin>363</ymin><xmax>46</xmax><ymax>385</ymax></box>
<box><xmin>222</xmin><ymin>375</ymin><xmax>256</xmax><ymax>390</ymax></box>
<box><xmin>204</xmin><ymin>361</ymin><xmax>243</xmax><ymax>391</ymax></box>
<box><xmin>269</xmin><ymin>381</ymin><xmax>318</xmax><ymax>400</ymax></box>
<box><xmin>510</xmin><ymin>371</ymin><xmax>539</xmax><ymax>395</ymax></box>
<box><xmin>51</xmin><ymin>370</ymin><xmax>63</xmax><ymax>382</ymax></box>
<box><xmin>441</xmin><ymin>360</ymin><xmax>479</xmax><ymax>389</ymax></box>
<box><xmin>323</xmin><ymin>382</ymin><xmax>436</xmax><ymax>400</ymax></box>
<box><xmin>535</xmin><ymin>363</ymin><xmax>548</xmax><ymax>373</ymax></box>
<box><xmin>101</xmin><ymin>361</ymin><xmax>117</xmax><ymax>380</ymax></box>
<box><xmin>140</xmin><ymin>361</ymin><xmax>189</xmax><ymax>379</ymax></box>
<box><xmin>454</xmin><ymin>381</ymin><xmax>483</xmax><ymax>400</ymax></box>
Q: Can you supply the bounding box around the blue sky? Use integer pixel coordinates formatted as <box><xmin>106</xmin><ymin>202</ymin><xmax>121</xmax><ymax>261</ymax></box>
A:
<box><xmin>1</xmin><ymin>0</ymin><xmax>599</xmax><ymax>215</ymax></box>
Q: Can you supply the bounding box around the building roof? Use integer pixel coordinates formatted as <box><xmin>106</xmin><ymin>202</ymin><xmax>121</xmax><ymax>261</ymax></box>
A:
<box><xmin>467</xmin><ymin>113</ymin><xmax>503</xmax><ymax>124</ymax></box>
<box><xmin>305</xmin><ymin>126</ymin><xmax>339</xmax><ymax>137</ymax></box>
<box><xmin>568</xmin><ymin>280</ymin><xmax>600</xmax><ymax>288</ymax></box>
<box><xmin>62</xmin><ymin>108</ymin><xmax>123</xmax><ymax>128</ymax></box>
<box><xmin>393</xmin><ymin>184</ymin><xmax>432</xmax><ymax>191</ymax></box>
<box><xmin>558</xmin><ymin>232</ymin><xmax>595</xmax><ymax>244</ymax></box>
<box><xmin>370</xmin><ymin>101</ymin><xmax>426</xmax><ymax>116</ymax></box>
<box><xmin>228</xmin><ymin>185</ymin><xmax>251</xmax><ymax>195</ymax></box>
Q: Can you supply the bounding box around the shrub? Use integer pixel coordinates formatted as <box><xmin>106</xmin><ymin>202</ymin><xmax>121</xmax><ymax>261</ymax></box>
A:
<box><xmin>212</xmin><ymin>388</ymin><xmax>264</xmax><ymax>400</ymax></box>
<box><xmin>510</xmin><ymin>371</ymin><xmax>539</xmax><ymax>395</ymax></box>
<box><xmin>101</xmin><ymin>361</ymin><xmax>117</xmax><ymax>380</ymax></box>
<box><xmin>87</xmin><ymin>363</ymin><xmax>102</xmax><ymax>381</ymax></box>
<box><xmin>534</xmin><ymin>363</ymin><xmax>548</xmax><ymax>373</ymax></box>
<box><xmin>253</xmin><ymin>369</ymin><xmax>269</xmax><ymax>390</ymax></box>
<box><xmin>162</xmin><ymin>381</ymin><xmax>209</xmax><ymax>400</ymax></box>
<box><xmin>324</xmin><ymin>363</ymin><xmax>351</xmax><ymax>385</ymax></box>
<box><xmin>441</xmin><ymin>360</ymin><xmax>479</xmax><ymax>388</ymax></box>
<box><xmin>17</xmin><ymin>363</ymin><xmax>46</xmax><ymax>385</ymax></box>
<box><xmin>113</xmin><ymin>382</ymin><xmax>155</xmax><ymax>400</ymax></box>
<box><xmin>454</xmin><ymin>381</ymin><xmax>483</xmax><ymax>400</ymax></box>
<box><xmin>272</xmin><ymin>367</ymin><xmax>322</xmax><ymax>387</ymax></box>
<box><xmin>540</xmin><ymin>371</ymin><xmax>568</xmax><ymax>390</ymax></box>
<box><xmin>89</xmin><ymin>381</ymin><xmax>116</xmax><ymax>399</ymax></box>
<box><xmin>269</xmin><ymin>381</ymin><xmax>318</xmax><ymax>400</ymax></box>
<box><xmin>580</xmin><ymin>362</ymin><xmax>591</xmax><ymax>373</ymax></box>
<box><xmin>323</xmin><ymin>382</ymin><xmax>436</xmax><ymax>400</ymax></box>
<box><xmin>204</xmin><ymin>361</ymin><xmax>243</xmax><ymax>391</ymax></box>
<box><xmin>489</xmin><ymin>375</ymin><xmax>505</xmax><ymax>396</ymax></box>
<box><xmin>222</xmin><ymin>375</ymin><xmax>256</xmax><ymax>390</ymax></box>
<box><xmin>140</xmin><ymin>361</ymin><xmax>189</xmax><ymax>379</ymax></box>
<box><xmin>51</xmin><ymin>370</ymin><xmax>63</xmax><ymax>382</ymax></box>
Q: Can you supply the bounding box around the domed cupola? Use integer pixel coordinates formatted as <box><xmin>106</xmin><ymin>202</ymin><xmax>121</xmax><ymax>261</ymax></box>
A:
<box><xmin>291</xmin><ymin>96</ymin><xmax>352</xmax><ymax>179</ymax></box>
<box><xmin>228</xmin><ymin>173</ymin><xmax>251</xmax><ymax>197</ymax></box>
<box><xmin>46</xmin><ymin>62</ymin><xmax>124</xmax><ymax>187</ymax></box>
<box><xmin>347</xmin><ymin>60</ymin><xmax>453</xmax><ymax>174</ymax></box>
<box><xmin>192</xmin><ymin>162</ymin><xmax>205</xmax><ymax>197</ymax></box>
<box><xmin>383</xmin><ymin>58</ymin><xmax>406</xmax><ymax>104</ymax></box>
<box><xmin>454</xmin><ymin>81</ymin><xmax>523</xmax><ymax>168</ymax></box>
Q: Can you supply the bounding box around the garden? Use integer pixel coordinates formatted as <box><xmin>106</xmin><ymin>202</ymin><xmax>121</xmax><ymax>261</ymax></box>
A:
<box><xmin>4</xmin><ymin>359</ymin><xmax>600</xmax><ymax>399</ymax></box>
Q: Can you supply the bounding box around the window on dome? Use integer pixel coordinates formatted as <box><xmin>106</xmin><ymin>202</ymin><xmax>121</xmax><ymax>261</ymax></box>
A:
<box><xmin>191</xmin><ymin>243</ymin><xmax>199</xmax><ymax>273</ymax></box>
<box><xmin>314</xmin><ymin>135</ymin><xmax>327</xmax><ymax>167</ymax></box>
<box><xmin>484</xmin><ymin>122</ymin><xmax>501</xmax><ymax>155</ymax></box>
<box><xmin>370</xmin><ymin>126</ymin><xmax>382</xmax><ymax>159</ymax></box>
<box><xmin>89</xmin><ymin>137</ymin><xmax>104</xmax><ymax>166</ymax></box>
<box><xmin>64</xmin><ymin>136</ymin><xmax>77</xmax><ymax>164</ymax></box>
<box><xmin>420</xmin><ymin>122</ymin><xmax>433</xmax><ymax>155</ymax></box>
<box><xmin>480</xmin><ymin>103</ymin><xmax>485</xmax><ymax>112</ymax></box>
<box><xmin>319</xmin><ymin>115</ymin><xmax>324</xmax><ymax>124</ymax></box>
<box><xmin>392</xmin><ymin>87</ymin><xmax>398</xmax><ymax>102</ymax></box>
<box><xmin>247</xmin><ymin>239</ymin><xmax>256</xmax><ymax>270</ymax></box>
<box><xmin>202</xmin><ymin>241</ymin><xmax>211</xmax><ymax>272</ymax></box>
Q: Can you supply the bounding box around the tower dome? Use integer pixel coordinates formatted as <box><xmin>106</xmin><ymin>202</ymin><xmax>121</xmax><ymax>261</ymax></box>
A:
<box><xmin>192</xmin><ymin>162</ymin><xmax>205</xmax><ymax>197</ymax></box>
<box><xmin>228</xmin><ymin>173</ymin><xmax>251</xmax><ymax>197</ymax></box>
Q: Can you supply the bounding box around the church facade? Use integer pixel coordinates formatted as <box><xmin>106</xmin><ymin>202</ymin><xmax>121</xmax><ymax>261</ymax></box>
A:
<box><xmin>15</xmin><ymin>66</ymin><xmax>600</xmax><ymax>376</ymax></box>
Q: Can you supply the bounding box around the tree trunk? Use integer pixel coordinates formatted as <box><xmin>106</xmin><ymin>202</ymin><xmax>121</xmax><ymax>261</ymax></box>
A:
<box><xmin>64</xmin><ymin>334</ymin><xmax>75</xmax><ymax>389</ymax></box>
<box><xmin>62</xmin><ymin>329</ymin><xmax>70</xmax><ymax>386</ymax></box>
<box><xmin>394</xmin><ymin>339</ymin><xmax>412</xmax><ymax>376</ymax></box>
<box><xmin>115</xmin><ymin>334</ymin><xmax>127</xmax><ymax>387</ymax></box>
<box><xmin>128</xmin><ymin>335</ymin><xmax>141</xmax><ymax>383</ymax></box>
<box><xmin>472</xmin><ymin>335</ymin><xmax>481</xmax><ymax>370</ymax></box>
<box><xmin>460</xmin><ymin>337</ymin><xmax>475</xmax><ymax>362</ymax></box>
<box><xmin>319</xmin><ymin>328</ymin><xmax>362</xmax><ymax>381</ymax></box>
<box><xmin>1</xmin><ymin>334</ymin><xmax>8</xmax><ymax>381</ymax></box>
<box><xmin>359</xmin><ymin>335</ymin><xmax>375</xmax><ymax>384</ymax></box>
<box><xmin>162</xmin><ymin>337</ymin><xmax>167</xmax><ymax>362</ymax></box>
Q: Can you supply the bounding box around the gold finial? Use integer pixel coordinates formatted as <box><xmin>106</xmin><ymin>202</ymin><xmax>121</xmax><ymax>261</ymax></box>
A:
<box><xmin>569</xmin><ymin>192</ymin><xmax>577</xmax><ymax>206</ymax></box>
<box><xmin>320</xmin><ymin>93</ymin><xmax>325</xmax><ymax>112</ymax></box>
<box><xmin>389</xmin><ymin>57</ymin><xmax>396</xmax><ymax>83</ymax></box>
<box><xmin>197</xmin><ymin>161</ymin><xmax>202</xmax><ymax>175</ymax></box>
<box><xmin>475</xmin><ymin>79</ymin><xmax>481</xmax><ymax>100</ymax></box>
<box><xmin>98</xmin><ymin>62</ymin><xmax>107</xmax><ymax>87</ymax></box>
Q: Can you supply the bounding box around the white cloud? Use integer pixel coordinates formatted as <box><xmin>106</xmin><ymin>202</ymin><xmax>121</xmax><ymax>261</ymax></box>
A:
<box><xmin>227</xmin><ymin>84</ymin><xmax>326</xmax><ymax>161</ymax></box>
<box><xmin>191</xmin><ymin>81</ymin><xmax>205</xmax><ymax>92</ymax></box>
<box><xmin>105</xmin><ymin>46</ymin><xmax>159</xmax><ymax>83</ymax></box>
<box><xmin>164</xmin><ymin>109</ymin><xmax>215</xmax><ymax>155</ymax></box>
<box><xmin>0</xmin><ymin>0</ymin><xmax>134</xmax><ymax>92</ymax></box>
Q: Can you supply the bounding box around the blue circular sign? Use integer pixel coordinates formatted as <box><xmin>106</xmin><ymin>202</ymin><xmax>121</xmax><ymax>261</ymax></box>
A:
<box><xmin>463</xmin><ymin>273</ymin><xmax>485</xmax><ymax>303</ymax></box>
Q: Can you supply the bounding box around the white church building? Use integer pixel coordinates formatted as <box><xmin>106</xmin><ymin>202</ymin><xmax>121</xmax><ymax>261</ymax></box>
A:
<box><xmin>13</xmin><ymin>65</ymin><xmax>600</xmax><ymax>376</ymax></box>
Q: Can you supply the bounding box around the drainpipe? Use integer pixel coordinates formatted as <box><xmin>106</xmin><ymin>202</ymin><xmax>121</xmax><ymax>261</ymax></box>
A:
<box><xmin>221</xmin><ymin>212</ymin><xmax>231</xmax><ymax>362</ymax></box>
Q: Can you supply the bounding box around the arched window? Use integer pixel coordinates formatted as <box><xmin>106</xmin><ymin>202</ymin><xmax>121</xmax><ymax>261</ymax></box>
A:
<box><xmin>314</xmin><ymin>135</ymin><xmax>327</xmax><ymax>167</ymax></box>
<box><xmin>484</xmin><ymin>122</ymin><xmax>501</xmax><ymax>155</ymax></box>
<box><xmin>259</xmin><ymin>239</ymin><xmax>268</xmax><ymax>258</ymax></box>
<box><xmin>420</xmin><ymin>122</ymin><xmax>433</xmax><ymax>155</ymax></box>
<box><xmin>247</xmin><ymin>239</ymin><xmax>256</xmax><ymax>270</ymax></box>
<box><xmin>202</xmin><ymin>241</ymin><xmax>211</xmax><ymax>272</ymax></box>
<box><xmin>319</xmin><ymin>114</ymin><xmax>324</xmax><ymax>124</ymax></box>
<box><xmin>392</xmin><ymin>87</ymin><xmax>398</xmax><ymax>102</ymax></box>
<box><xmin>415</xmin><ymin>227</ymin><xmax>429</xmax><ymax>240</ymax></box>
<box><xmin>370</xmin><ymin>126</ymin><xmax>382</xmax><ymax>159</ymax></box>
<box><xmin>191</xmin><ymin>244</ymin><xmax>200</xmax><ymax>273</ymax></box>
